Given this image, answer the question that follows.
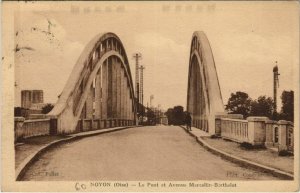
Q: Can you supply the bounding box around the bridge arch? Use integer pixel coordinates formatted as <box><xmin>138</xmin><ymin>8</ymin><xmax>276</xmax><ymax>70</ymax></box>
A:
<box><xmin>187</xmin><ymin>31</ymin><xmax>224</xmax><ymax>134</ymax></box>
<box><xmin>48</xmin><ymin>32</ymin><xmax>136</xmax><ymax>134</ymax></box>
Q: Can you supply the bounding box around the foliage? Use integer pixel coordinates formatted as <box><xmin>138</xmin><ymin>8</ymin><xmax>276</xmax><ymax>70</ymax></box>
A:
<box><xmin>145</xmin><ymin>108</ymin><xmax>156</xmax><ymax>125</ymax></box>
<box><xmin>249</xmin><ymin>96</ymin><xmax>274</xmax><ymax>119</ymax></box>
<box><xmin>165</xmin><ymin>106</ymin><xmax>185</xmax><ymax>125</ymax></box>
<box><xmin>165</xmin><ymin>108</ymin><xmax>174</xmax><ymax>125</ymax></box>
<box><xmin>280</xmin><ymin>90</ymin><xmax>294</xmax><ymax>122</ymax></box>
<box><xmin>225</xmin><ymin>91</ymin><xmax>251</xmax><ymax>118</ymax></box>
<box><xmin>41</xmin><ymin>103</ymin><xmax>54</xmax><ymax>114</ymax></box>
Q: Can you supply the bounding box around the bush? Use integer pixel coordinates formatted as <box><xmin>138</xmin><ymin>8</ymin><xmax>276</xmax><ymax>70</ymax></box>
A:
<box><xmin>240</xmin><ymin>142</ymin><xmax>254</xmax><ymax>150</ymax></box>
<box><xmin>278</xmin><ymin>150</ymin><xmax>292</xmax><ymax>156</ymax></box>
<box><xmin>210</xmin><ymin>134</ymin><xmax>220</xmax><ymax>139</ymax></box>
<box><xmin>41</xmin><ymin>103</ymin><xmax>54</xmax><ymax>114</ymax></box>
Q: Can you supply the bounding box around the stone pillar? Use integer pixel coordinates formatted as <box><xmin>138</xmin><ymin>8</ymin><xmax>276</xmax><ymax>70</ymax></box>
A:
<box><xmin>101</xmin><ymin>60</ymin><xmax>108</xmax><ymax>120</ymax></box>
<box><xmin>265</xmin><ymin>120</ymin><xmax>276</xmax><ymax>147</ymax></box>
<box><xmin>14</xmin><ymin>117</ymin><xmax>25</xmax><ymax>141</ymax></box>
<box><xmin>246</xmin><ymin>116</ymin><xmax>269</xmax><ymax>146</ymax></box>
<box><xmin>278</xmin><ymin>120</ymin><xmax>289</xmax><ymax>151</ymax></box>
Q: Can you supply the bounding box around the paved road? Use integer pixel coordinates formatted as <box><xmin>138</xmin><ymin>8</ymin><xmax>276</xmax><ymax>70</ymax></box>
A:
<box><xmin>23</xmin><ymin>125</ymin><xmax>279</xmax><ymax>180</ymax></box>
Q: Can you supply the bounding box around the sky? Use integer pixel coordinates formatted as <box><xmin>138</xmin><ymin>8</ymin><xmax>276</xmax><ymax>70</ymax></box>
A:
<box><xmin>14</xmin><ymin>1</ymin><xmax>299</xmax><ymax>112</ymax></box>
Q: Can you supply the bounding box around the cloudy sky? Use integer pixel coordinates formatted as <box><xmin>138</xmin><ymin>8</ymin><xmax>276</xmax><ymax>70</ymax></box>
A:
<box><xmin>14</xmin><ymin>1</ymin><xmax>298</xmax><ymax>111</ymax></box>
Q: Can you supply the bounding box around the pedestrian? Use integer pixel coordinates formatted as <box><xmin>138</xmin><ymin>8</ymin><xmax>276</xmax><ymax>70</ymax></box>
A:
<box><xmin>186</xmin><ymin>112</ymin><xmax>192</xmax><ymax>131</ymax></box>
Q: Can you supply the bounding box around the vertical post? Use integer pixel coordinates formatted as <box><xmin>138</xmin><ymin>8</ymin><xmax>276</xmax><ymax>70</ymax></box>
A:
<box><xmin>95</xmin><ymin>67</ymin><xmax>102</xmax><ymax>129</ymax></box>
<box><xmin>120</xmin><ymin>67</ymin><xmax>125</xmax><ymax>125</ymax></box>
<box><xmin>50</xmin><ymin>118</ymin><xmax>58</xmax><ymax>135</ymax></box>
<box><xmin>125</xmin><ymin>82</ymin><xmax>129</xmax><ymax>124</ymax></box>
<box><xmin>116</xmin><ymin>59</ymin><xmax>122</xmax><ymax>125</ymax></box>
<box><xmin>85</xmin><ymin>85</ymin><xmax>94</xmax><ymax>131</ymax></box>
<box><xmin>139</xmin><ymin>65</ymin><xmax>145</xmax><ymax>118</ymax></box>
<box><xmin>102</xmin><ymin>59</ymin><xmax>108</xmax><ymax>124</ymax></box>
<box><xmin>107</xmin><ymin>57</ymin><xmax>113</xmax><ymax>121</ymax></box>
<box><xmin>278</xmin><ymin>120</ymin><xmax>288</xmax><ymax>151</ymax></box>
<box><xmin>265</xmin><ymin>120</ymin><xmax>276</xmax><ymax>147</ymax></box>
<box><xmin>133</xmin><ymin>53</ymin><xmax>142</xmax><ymax>121</ymax></box>
<box><xmin>112</xmin><ymin>57</ymin><xmax>118</xmax><ymax>123</ymax></box>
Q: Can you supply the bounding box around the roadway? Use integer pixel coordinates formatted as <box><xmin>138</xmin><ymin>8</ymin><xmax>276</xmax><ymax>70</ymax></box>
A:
<box><xmin>22</xmin><ymin>125</ymin><xmax>279</xmax><ymax>180</ymax></box>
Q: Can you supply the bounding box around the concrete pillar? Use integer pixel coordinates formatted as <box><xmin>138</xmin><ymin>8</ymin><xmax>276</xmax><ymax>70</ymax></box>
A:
<box><xmin>107</xmin><ymin>57</ymin><xmax>113</xmax><ymax>119</ymax></box>
<box><xmin>129</xmin><ymin>94</ymin><xmax>133</xmax><ymax>120</ymax></box>
<box><xmin>116</xmin><ymin>59</ymin><xmax>122</xmax><ymax>120</ymax></box>
<box><xmin>125</xmin><ymin>84</ymin><xmax>129</xmax><ymax>120</ymax></box>
<box><xmin>246</xmin><ymin>117</ymin><xmax>269</xmax><ymax>146</ymax></box>
<box><xmin>265</xmin><ymin>120</ymin><xmax>276</xmax><ymax>147</ymax></box>
<box><xmin>85</xmin><ymin>85</ymin><xmax>94</xmax><ymax>120</ymax></box>
<box><xmin>112</xmin><ymin>57</ymin><xmax>118</xmax><ymax>119</ymax></box>
<box><xmin>14</xmin><ymin>117</ymin><xmax>25</xmax><ymax>141</ymax></box>
<box><xmin>278</xmin><ymin>120</ymin><xmax>289</xmax><ymax>151</ymax></box>
<box><xmin>102</xmin><ymin>60</ymin><xmax>108</xmax><ymax>120</ymax></box>
<box><xmin>190</xmin><ymin>64</ymin><xmax>195</xmax><ymax>126</ymax></box>
<box><xmin>120</xmin><ymin>69</ymin><xmax>125</xmax><ymax>121</ymax></box>
<box><xmin>94</xmin><ymin>68</ymin><xmax>102</xmax><ymax>119</ymax></box>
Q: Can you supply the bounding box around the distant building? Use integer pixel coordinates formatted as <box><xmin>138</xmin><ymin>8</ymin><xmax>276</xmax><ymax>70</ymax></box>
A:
<box><xmin>21</xmin><ymin>90</ymin><xmax>44</xmax><ymax>109</ymax></box>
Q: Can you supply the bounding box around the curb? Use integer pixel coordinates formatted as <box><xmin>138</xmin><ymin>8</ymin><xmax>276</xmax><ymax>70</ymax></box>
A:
<box><xmin>179</xmin><ymin>126</ymin><xmax>294</xmax><ymax>180</ymax></box>
<box><xmin>16</xmin><ymin>126</ymin><xmax>137</xmax><ymax>181</ymax></box>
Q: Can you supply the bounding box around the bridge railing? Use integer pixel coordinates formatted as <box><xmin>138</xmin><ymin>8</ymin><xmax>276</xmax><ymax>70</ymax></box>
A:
<box><xmin>219</xmin><ymin>118</ymin><xmax>249</xmax><ymax>143</ymax></box>
<box><xmin>216</xmin><ymin>116</ymin><xmax>294</xmax><ymax>152</ymax></box>
<box><xmin>75</xmin><ymin>118</ymin><xmax>134</xmax><ymax>132</ymax></box>
<box><xmin>14</xmin><ymin>117</ymin><xmax>50</xmax><ymax>141</ymax></box>
<box><xmin>14</xmin><ymin>116</ymin><xmax>134</xmax><ymax>142</ymax></box>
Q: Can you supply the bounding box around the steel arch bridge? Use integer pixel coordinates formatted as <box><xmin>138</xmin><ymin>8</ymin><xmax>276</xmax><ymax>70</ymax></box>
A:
<box><xmin>48</xmin><ymin>33</ymin><xmax>136</xmax><ymax>134</ymax></box>
<box><xmin>187</xmin><ymin>31</ymin><xmax>225</xmax><ymax>135</ymax></box>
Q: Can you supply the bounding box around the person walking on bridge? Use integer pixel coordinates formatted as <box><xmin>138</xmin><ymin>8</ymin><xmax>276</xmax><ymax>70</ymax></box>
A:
<box><xmin>186</xmin><ymin>112</ymin><xmax>192</xmax><ymax>131</ymax></box>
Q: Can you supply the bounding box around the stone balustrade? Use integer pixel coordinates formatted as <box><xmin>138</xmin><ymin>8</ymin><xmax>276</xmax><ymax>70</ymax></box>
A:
<box><xmin>216</xmin><ymin>116</ymin><xmax>294</xmax><ymax>152</ymax></box>
<box><xmin>75</xmin><ymin>118</ymin><xmax>134</xmax><ymax>132</ymax></box>
<box><xmin>265</xmin><ymin>120</ymin><xmax>294</xmax><ymax>152</ymax></box>
<box><xmin>14</xmin><ymin>117</ymin><xmax>50</xmax><ymax>141</ymax></box>
<box><xmin>219</xmin><ymin>118</ymin><xmax>249</xmax><ymax>143</ymax></box>
<box><xmin>15</xmin><ymin>116</ymin><xmax>134</xmax><ymax>142</ymax></box>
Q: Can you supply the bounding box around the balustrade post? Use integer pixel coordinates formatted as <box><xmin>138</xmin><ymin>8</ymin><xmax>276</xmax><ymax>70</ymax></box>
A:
<box><xmin>277</xmin><ymin>120</ymin><xmax>289</xmax><ymax>151</ymax></box>
<box><xmin>246</xmin><ymin>117</ymin><xmax>268</xmax><ymax>146</ymax></box>
<box><xmin>265</xmin><ymin>120</ymin><xmax>276</xmax><ymax>147</ymax></box>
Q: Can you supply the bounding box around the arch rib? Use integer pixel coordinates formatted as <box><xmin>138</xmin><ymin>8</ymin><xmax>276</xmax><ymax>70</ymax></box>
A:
<box><xmin>48</xmin><ymin>33</ymin><xmax>136</xmax><ymax>134</ymax></box>
<box><xmin>187</xmin><ymin>31</ymin><xmax>225</xmax><ymax>134</ymax></box>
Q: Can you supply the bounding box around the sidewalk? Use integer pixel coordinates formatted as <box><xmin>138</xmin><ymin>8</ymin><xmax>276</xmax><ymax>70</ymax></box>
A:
<box><xmin>183</xmin><ymin>126</ymin><xmax>294</xmax><ymax>175</ymax></box>
<box><xmin>15</xmin><ymin>126</ymin><xmax>133</xmax><ymax>170</ymax></box>
<box><xmin>15</xmin><ymin>135</ymin><xmax>70</xmax><ymax>169</ymax></box>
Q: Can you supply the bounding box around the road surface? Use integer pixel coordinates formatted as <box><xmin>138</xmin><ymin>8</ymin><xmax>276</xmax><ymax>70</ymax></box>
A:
<box><xmin>22</xmin><ymin>125</ymin><xmax>279</xmax><ymax>180</ymax></box>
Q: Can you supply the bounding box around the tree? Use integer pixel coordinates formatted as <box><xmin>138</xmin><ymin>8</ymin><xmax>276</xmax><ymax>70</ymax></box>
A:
<box><xmin>145</xmin><ymin>108</ymin><xmax>156</xmax><ymax>125</ymax></box>
<box><xmin>41</xmin><ymin>103</ymin><xmax>54</xmax><ymax>114</ymax></box>
<box><xmin>280</xmin><ymin>90</ymin><xmax>294</xmax><ymax>122</ymax></box>
<box><xmin>173</xmin><ymin>106</ymin><xmax>185</xmax><ymax>125</ymax></box>
<box><xmin>225</xmin><ymin>91</ymin><xmax>251</xmax><ymax>118</ymax></box>
<box><xmin>250</xmin><ymin>96</ymin><xmax>274</xmax><ymax>119</ymax></box>
<box><xmin>165</xmin><ymin>106</ymin><xmax>185</xmax><ymax>125</ymax></box>
<box><xmin>165</xmin><ymin>108</ymin><xmax>174</xmax><ymax>125</ymax></box>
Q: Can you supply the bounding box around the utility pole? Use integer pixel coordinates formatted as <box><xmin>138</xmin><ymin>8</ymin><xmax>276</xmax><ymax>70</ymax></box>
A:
<box><xmin>273</xmin><ymin>61</ymin><xmax>280</xmax><ymax>115</ymax></box>
<box><xmin>133</xmin><ymin>53</ymin><xmax>142</xmax><ymax>119</ymax></box>
<box><xmin>139</xmin><ymin>65</ymin><xmax>145</xmax><ymax>117</ymax></box>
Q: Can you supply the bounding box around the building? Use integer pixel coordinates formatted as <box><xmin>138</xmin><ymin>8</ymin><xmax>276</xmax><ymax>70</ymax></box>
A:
<box><xmin>21</xmin><ymin>90</ymin><xmax>44</xmax><ymax>109</ymax></box>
